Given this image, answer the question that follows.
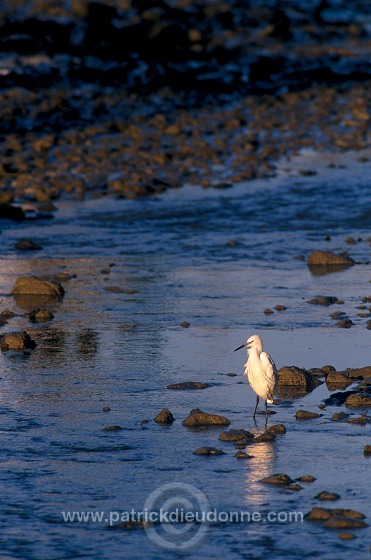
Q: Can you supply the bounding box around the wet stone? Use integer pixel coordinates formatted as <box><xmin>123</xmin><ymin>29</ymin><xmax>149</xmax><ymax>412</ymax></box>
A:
<box><xmin>307</xmin><ymin>296</ymin><xmax>339</xmax><ymax>306</ymax></box>
<box><xmin>182</xmin><ymin>409</ymin><xmax>230</xmax><ymax>427</ymax></box>
<box><xmin>331</xmin><ymin>412</ymin><xmax>349</xmax><ymax>421</ymax></box>
<box><xmin>193</xmin><ymin>447</ymin><xmax>226</xmax><ymax>456</ymax></box>
<box><xmin>1</xmin><ymin>331</ymin><xmax>37</xmax><ymax>351</ymax></box>
<box><xmin>323</xmin><ymin>516</ymin><xmax>368</xmax><ymax>529</ymax></box>
<box><xmin>11</xmin><ymin>276</ymin><xmax>64</xmax><ymax>297</ymax></box>
<box><xmin>103</xmin><ymin>425</ymin><xmax>123</xmax><ymax>431</ymax></box>
<box><xmin>364</xmin><ymin>445</ymin><xmax>371</xmax><ymax>456</ymax></box>
<box><xmin>265</xmin><ymin>423</ymin><xmax>286</xmax><ymax>435</ymax></box>
<box><xmin>345</xmin><ymin>393</ymin><xmax>371</xmax><ymax>407</ymax></box>
<box><xmin>295</xmin><ymin>410</ymin><xmax>323</xmax><ymax>420</ymax></box>
<box><xmin>102</xmin><ymin>407</ymin><xmax>111</xmax><ymax>412</ymax></box>
<box><xmin>298</xmin><ymin>475</ymin><xmax>316</xmax><ymax>483</ymax></box>
<box><xmin>153</xmin><ymin>408</ymin><xmax>175</xmax><ymax>424</ymax></box>
<box><xmin>167</xmin><ymin>382</ymin><xmax>209</xmax><ymax>390</ymax></box>
<box><xmin>259</xmin><ymin>473</ymin><xmax>294</xmax><ymax>486</ymax></box>
<box><xmin>336</xmin><ymin>319</ymin><xmax>354</xmax><ymax>328</ymax></box>
<box><xmin>338</xmin><ymin>532</ymin><xmax>356</xmax><ymax>540</ymax></box>
<box><xmin>28</xmin><ymin>308</ymin><xmax>54</xmax><ymax>322</ymax></box>
<box><xmin>315</xmin><ymin>491</ymin><xmax>341</xmax><ymax>501</ymax></box>
<box><xmin>15</xmin><ymin>238</ymin><xmax>43</xmax><ymax>251</ymax></box>
<box><xmin>218</xmin><ymin>429</ymin><xmax>254</xmax><ymax>443</ymax></box>
<box><xmin>180</xmin><ymin>321</ymin><xmax>190</xmax><ymax>328</ymax></box>
<box><xmin>235</xmin><ymin>451</ymin><xmax>254</xmax><ymax>459</ymax></box>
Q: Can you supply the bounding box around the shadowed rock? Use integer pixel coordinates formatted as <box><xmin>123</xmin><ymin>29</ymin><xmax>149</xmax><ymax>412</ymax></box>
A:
<box><xmin>345</xmin><ymin>393</ymin><xmax>371</xmax><ymax>407</ymax></box>
<box><xmin>259</xmin><ymin>473</ymin><xmax>294</xmax><ymax>486</ymax></box>
<box><xmin>1</xmin><ymin>331</ymin><xmax>36</xmax><ymax>351</ymax></box>
<box><xmin>182</xmin><ymin>409</ymin><xmax>230</xmax><ymax>427</ymax></box>
<box><xmin>12</xmin><ymin>276</ymin><xmax>65</xmax><ymax>296</ymax></box>
<box><xmin>153</xmin><ymin>408</ymin><xmax>174</xmax><ymax>424</ymax></box>
<box><xmin>295</xmin><ymin>410</ymin><xmax>323</xmax><ymax>420</ymax></box>
<box><xmin>193</xmin><ymin>447</ymin><xmax>226</xmax><ymax>456</ymax></box>
<box><xmin>277</xmin><ymin>366</ymin><xmax>323</xmax><ymax>397</ymax></box>
<box><xmin>218</xmin><ymin>429</ymin><xmax>254</xmax><ymax>443</ymax></box>
<box><xmin>305</xmin><ymin>507</ymin><xmax>366</xmax><ymax>522</ymax></box>
<box><xmin>167</xmin><ymin>382</ymin><xmax>210</xmax><ymax>390</ymax></box>
<box><xmin>326</xmin><ymin>370</ymin><xmax>352</xmax><ymax>389</ymax></box>
<box><xmin>323</xmin><ymin>516</ymin><xmax>368</xmax><ymax>529</ymax></box>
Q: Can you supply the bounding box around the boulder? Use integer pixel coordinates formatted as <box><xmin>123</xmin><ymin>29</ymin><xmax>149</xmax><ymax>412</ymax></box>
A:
<box><xmin>1</xmin><ymin>331</ymin><xmax>36</xmax><ymax>351</ymax></box>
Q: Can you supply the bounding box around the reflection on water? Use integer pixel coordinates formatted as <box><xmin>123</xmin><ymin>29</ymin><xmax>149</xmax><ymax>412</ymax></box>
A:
<box><xmin>242</xmin><ymin>442</ymin><xmax>276</xmax><ymax>508</ymax></box>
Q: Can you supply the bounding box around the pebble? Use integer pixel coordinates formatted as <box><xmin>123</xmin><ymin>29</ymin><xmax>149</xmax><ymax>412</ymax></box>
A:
<box><xmin>102</xmin><ymin>407</ymin><xmax>111</xmax><ymax>412</ymax></box>
<box><xmin>180</xmin><ymin>321</ymin><xmax>190</xmax><ymax>328</ymax></box>
<box><xmin>298</xmin><ymin>475</ymin><xmax>316</xmax><ymax>483</ymax></box>
<box><xmin>259</xmin><ymin>473</ymin><xmax>294</xmax><ymax>486</ymax></box>
<box><xmin>364</xmin><ymin>445</ymin><xmax>371</xmax><ymax>455</ymax></box>
<box><xmin>103</xmin><ymin>425</ymin><xmax>123</xmax><ymax>431</ymax></box>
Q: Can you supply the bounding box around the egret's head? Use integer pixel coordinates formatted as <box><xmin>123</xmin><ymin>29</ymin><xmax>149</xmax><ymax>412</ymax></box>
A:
<box><xmin>234</xmin><ymin>334</ymin><xmax>262</xmax><ymax>352</ymax></box>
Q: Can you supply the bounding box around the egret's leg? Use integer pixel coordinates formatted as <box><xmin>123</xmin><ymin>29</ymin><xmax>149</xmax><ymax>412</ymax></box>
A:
<box><xmin>253</xmin><ymin>395</ymin><xmax>259</xmax><ymax>419</ymax></box>
<box><xmin>265</xmin><ymin>400</ymin><xmax>268</xmax><ymax>418</ymax></box>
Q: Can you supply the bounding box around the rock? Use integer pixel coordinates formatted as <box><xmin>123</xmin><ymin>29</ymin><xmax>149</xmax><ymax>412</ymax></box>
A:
<box><xmin>193</xmin><ymin>447</ymin><xmax>226</xmax><ymax>456</ymax></box>
<box><xmin>235</xmin><ymin>451</ymin><xmax>254</xmax><ymax>459</ymax></box>
<box><xmin>286</xmin><ymin>484</ymin><xmax>303</xmax><ymax>491</ymax></box>
<box><xmin>167</xmin><ymin>382</ymin><xmax>209</xmax><ymax>390</ymax></box>
<box><xmin>315</xmin><ymin>491</ymin><xmax>341</xmax><ymax>501</ymax></box>
<box><xmin>103</xmin><ymin>425</ymin><xmax>123</xmax><ymax>431</ymax></box>
<box><xmin>305</xmin><ymin>507</ymin><xmax>366</xmax><ymax>522</ymax></box>
<box><xmin>331</xmin><ymin>412</ymin><xmax>349</xmax><ymax>421</ymax></box>
<box><xmin>263</xmin><ymin>308</ymin><xmax>273</xmax><ymax>315</ymax></box>
<box><xmin>323</xmin><ymin>516</ymin><xmax>368</xmax><ymax>529</ymax></box>
<box><xmin>0</xmin><ymin>204</ymin><xmax>25</xmax><ymax>221</ymax></box>
<box><xmin>322</xmin><ymin>365</ymin><xmax>336</xmax><ymax>373</ymax></box>
<box><xmin>1</xmin><ymin>331</ymin><xmax>37</xmax><ymax>351</ymax></box>
<box><xmin>259</xmin><ymin>473</ymin><xmax>294</xmax><ymax>486</ymax></box>
<box><xmin>102</xmin><ymin>407</ymin><xmax>111</xmax><ymax>412</ymax></box>
<box><xmin>336</xmin><ymin>319</ymin><xmax>354</xmax><ymax>328</ymax></box>
<box><xmin>307</xmin><ymin>251</ymin><xmax>355</xmax><ymax>275</ymax></box>
<box><xmin>265</xmin><ymin>423</ymin><xmax>286</xmax><ymax>435</ymax></box>
<box><xmin>15</xmin><ymin>239</ymin><xmax>43</xmax><ymax>250</ymax></box>
<box><xmin>274</xmin><ymin>305</ymin><xmax>287</xmax><ymax>311</ymax></box>
<box><xmin>364</xmin><ymin>445</ymin><xmax>371</xmax><ymax>455</ymax></box>
<box><xmin>295</xmin><ymin>410</ymin><xmax>323</xmax><ymax>420</ymax></box>
<box><xmin>253</xmin><ymin>432</ymin><xmax>276</xmax><ymax>443</ymax></box>
<box><xmin>180</xmin><ymin>321</ymin><xmax>190</xmax><ymax>328</ymax></box>
<box><xmin>338</xmin><ymin>532</ymin><xmax>356</xmax><ymax>540</ymax></box>
<box><xmin>218</xmin><ymin>429</ymin><xmax>254</xmax><ymax>443</ymax></box>
<box><xmin>308</xmin><ymin>368</ymin><xmax>326</xmax><ymax>378</ymax></box>
<box><xmin>277</xmin><ymin>366</ymin><xmax>323</xmax><ymax>396</ymax></box>
<box><xmin>298</xmin><ymin>475</ymin><xmax>316</xmax><ymax>483</ymax></box>
<box><xmin>307</xmin><ymin>296</ymin><xmax>339</xmax><ymax>306</ymax></box>
<box><xmin>345</xmin><ymin>393</ymin><xmax>371</xmax><ymax>407</ymax></box>
<box><xmin>347</xmin><ymin>366</ymin><xmax>371</xmax><ymax>379</ymax></box>
<box><xmin>153</xmin><ymin>408</ymin><xmax>174</xmax><ymax>424</ymax></box>
<box><xmin>28</xmin><ymin>308</ymin><xmax>54</xmax><ymax>322</ymax></box>
<box><xmin>182</xmin><ymin>409</ymin><xmax>230</xmax><ymax>427</ymax></box>
<box><xmin>326</xmin><ymin>370</ymin><xmax>352</xmax><ymax>389</ymax></box>
<box><xmin>11</xmin><ymin>276</ymin><xmax>64</xmax><ymax>297</ymax></box>
<box><xmin>346</xmin><ymin>415</ymin><xmax>366</xmax><ymax>425</ymax></box>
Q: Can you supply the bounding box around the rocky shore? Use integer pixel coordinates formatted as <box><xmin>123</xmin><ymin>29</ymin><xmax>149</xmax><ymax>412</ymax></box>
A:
<box><xmin>0</xmin><ymin>0</ymin><xmax>370</xmax><ymax>205</ymax></box>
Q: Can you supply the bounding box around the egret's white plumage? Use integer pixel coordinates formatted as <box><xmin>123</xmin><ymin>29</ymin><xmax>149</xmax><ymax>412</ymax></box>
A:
<box><xmin>234</xmin><ymin>334</ymin><xmax>277</xmax><ymax>419</ymax></box>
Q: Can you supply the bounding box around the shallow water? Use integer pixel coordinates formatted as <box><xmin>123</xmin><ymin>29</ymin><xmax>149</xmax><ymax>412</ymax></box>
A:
<box><xmin>0</xmin><ymin>150</ymin><xmax>370</xmax><ymax>559</ymax></box>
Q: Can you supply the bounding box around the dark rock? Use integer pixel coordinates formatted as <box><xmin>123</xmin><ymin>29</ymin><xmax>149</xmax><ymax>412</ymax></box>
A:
<box><xmin>298</xmin><ymin>475</ymin><xmax>316</xmax><ymax>483</ymax></box>
<box><xmin>193</xmin><ymin>447</ymin><xmax>226</xmax><ymax>456</ymax></box>
<box><xmin>331</xmin><ymin>412</ymin><xmax>349</xmax><ymax>421</ymax></box>
<box><xmin>235</xmin><ymin>451</ymin><xmax>254</xmax><ymax>459</ymax></box>
<box><xmin>1</xmin><ymin>330</ymin><xmax>37</xmax><ymax>351</ymax></box>
<box><xmin>315</xmin><ymin>491</ymin><xmax>341</xmax><ymax>501</ymax></box>
<box><xmin>324</xmin><ymin>389</ymin><xmax>358</xmax><ymax>406</ymax></box>
<box><xmin>305</xmin><ymin>507</ymin><xmax>366</xmax><ymax>522</ymax></box>
<box><xmin>336</xmin><ymin>319</ymin><xmax>354</xmax><ymax>328</ymax></box>
<box><xmin>338</xmin><ymin>532</ymin><xmax>356</xmax><ymax>540</ymax></box>
<box><xmin>253</xmin><ymin>432</ymin><xmax>276</xmax><ymax>443</ymax></box>
<box><xmin>180</xmin><ymin>321</ymin><xmax>190</xmax><ymax>328</ymax></box>
<box><xmin>219</xmin><ymin>429</ymin><xmax>254</xmax><ymax>443</ymax></box>
<box><xmin>259</xmin><ymin>473</ymin><xmax>294</xmax><ymax>486</ymax></box>
<box><xmin>103</xmin><ymin>425</ymin><xmax>123</xmax><ymax>431</ymax></box>
<box><xmin>12</xmin><ymin>276</ymin><xmax>64</xmax><ymax>296</ymax></box>
<box><xmin>364</xmin><ymin>445</ymin><xmax>371</xmax><ymax>455</ymax></box>
<box><xmin>15</xmin><ymin>238</ymin><xmax>43</xmax><ymax>250</ymax></box>
<box><xmin>182</xmin><ymin>409</ymin><xmax>230</xmax><ymax>427</ymax></box>
<box><xmin>295</xmin><ymin>410</ymin><xmax>323</xmax><ymax>420</ymax></box>
<box><xmin>307</xmin><ymin>296</ymin><xmax>339</xmax><ymax>306</ymax></box>
<box><xmin>308</xmin><ymin>368</ymin><xmax>327</xmax><ymax>378</ymax></box>
<box><xmin>323</xmin><ymin>516</ymin><xmax>368</xmax><ymax>529</ymax></box>
<box><xmin>102</xmin><ymin>407</ymin><xmax>111</xmax><ymax>412</ymax></box>
<box><xmin>265</xmin><ymin>423</ymin><xmax>286</xmax><ymax>435</ymax></box>
<box><xmin>153</xmin><ymin>408</ymin><xmax>174</xmax><ymax>424</ymax></box>
<box><xmin>0</xmin><ymin>204</ymin><xmax>25</xmax><ymax>221</ymax></box>
<box><xmin>322</xmin><ymin>365</ymin><xmax>336</xmax><ymax>373</ymax></box>
<box><xmin>347</xmin><ymin>415</ymin><xmax>367</xmax><ymax>425</ymax></box>
<box><xmin>167</xmin><ymin>382</ymin><xmax>209</xmax><ymax>390</ymax></box>
<box><xmin>28</xmin><ymin>308</ymin><xmax>54</xmax><ymax>322</ymax></box>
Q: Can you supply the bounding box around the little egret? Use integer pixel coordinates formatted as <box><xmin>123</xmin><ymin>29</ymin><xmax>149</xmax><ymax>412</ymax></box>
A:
<box><xmin>234</xmin><ymin>334</ymin><xmax>277</xmax><ymax>420</ymax></box>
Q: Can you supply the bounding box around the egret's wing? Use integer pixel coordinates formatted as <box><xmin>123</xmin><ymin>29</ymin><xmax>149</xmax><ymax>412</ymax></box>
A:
<box><xmin>260</xmin><ymin>352</ymin><xmax>278</xmax><ymax>399</ymax></box>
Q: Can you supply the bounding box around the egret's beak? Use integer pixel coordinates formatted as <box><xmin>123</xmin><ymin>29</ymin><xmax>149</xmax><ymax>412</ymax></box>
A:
<box><xmin>234</xmin><ymin>342</ymin><xmax>247</xmax><ymax>352</ymax></box>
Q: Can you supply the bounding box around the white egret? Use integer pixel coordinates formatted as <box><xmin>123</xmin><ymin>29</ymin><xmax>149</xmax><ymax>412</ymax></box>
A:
<box><xmin>234</xmin><ymin>334</ymin><xmax>277</xmax><ymax>419</ymax></box>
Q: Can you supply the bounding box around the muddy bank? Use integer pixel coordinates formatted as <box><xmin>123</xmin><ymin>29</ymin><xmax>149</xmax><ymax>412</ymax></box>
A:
<box><xmin>0</xmin><ymin>0</ymin><xmax>370</xmax><ymax>204</ymax></box>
